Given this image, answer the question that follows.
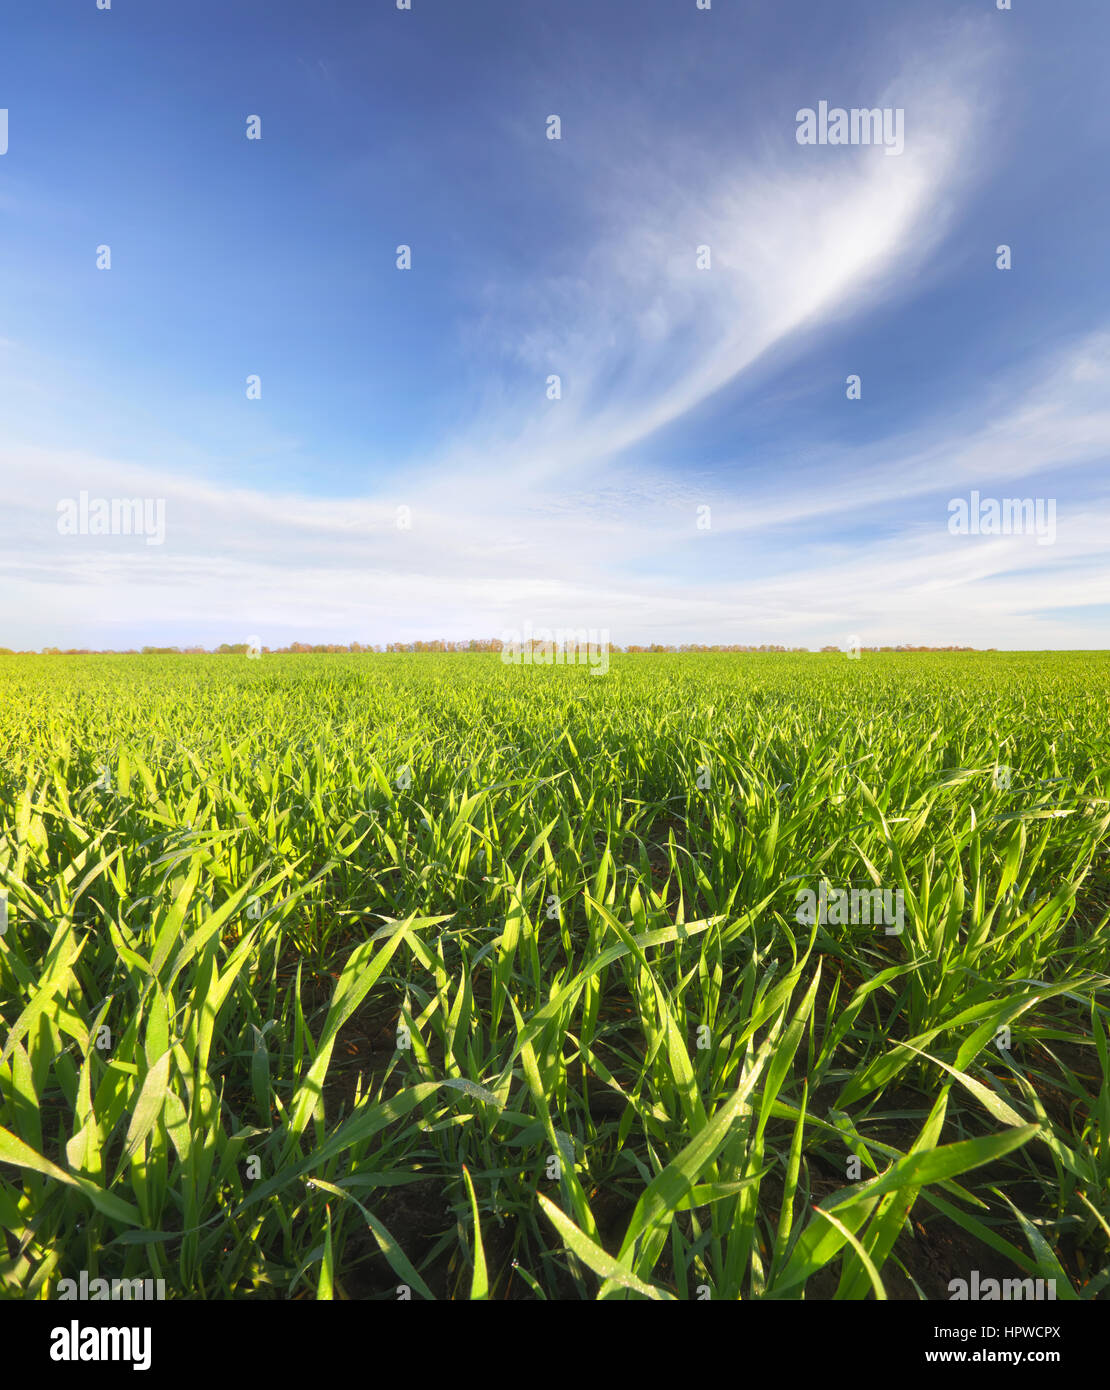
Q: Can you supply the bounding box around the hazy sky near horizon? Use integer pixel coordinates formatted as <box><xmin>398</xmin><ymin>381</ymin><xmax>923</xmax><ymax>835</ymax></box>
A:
<box><xmin>1</xmin><ymin>0</ymin><xmax>1109</xmax><ymax>650</ymax></box>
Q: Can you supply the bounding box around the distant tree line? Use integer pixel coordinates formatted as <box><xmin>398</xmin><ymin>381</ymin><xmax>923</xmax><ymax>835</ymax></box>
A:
<box><xmin>0</xmin><ymin>640</ymin><xmax>990</xmax><ymax>655</ymax></box>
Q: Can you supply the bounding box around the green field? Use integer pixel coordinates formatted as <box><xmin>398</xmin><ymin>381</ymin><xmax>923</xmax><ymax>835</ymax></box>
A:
<box><xmin>1</xmin><ymin>652</ymin><xmax>1108</xmax><ymax>1300</ymax></box>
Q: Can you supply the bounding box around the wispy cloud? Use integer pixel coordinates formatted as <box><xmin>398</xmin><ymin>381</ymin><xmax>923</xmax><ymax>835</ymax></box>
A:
<box><xmin>441</xmin><ymin>37</ymin><xmax>990</xmax><ymax>494</ymax></box>
<box><xmin>3</xmin><ymin>324</ymin><xmax>1107</xmax><ymax>649</ymax></box>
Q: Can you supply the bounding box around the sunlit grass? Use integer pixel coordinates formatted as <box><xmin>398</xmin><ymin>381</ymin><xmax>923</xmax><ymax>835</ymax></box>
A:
<box><xmin>0</xmin><ymin>651</ymin><xmax>1107</xmax><ymax>1299</ymax></box>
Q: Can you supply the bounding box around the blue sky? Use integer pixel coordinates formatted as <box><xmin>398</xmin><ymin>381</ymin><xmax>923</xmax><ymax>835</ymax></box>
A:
<box><xmin>2</xmin><ymin>0</ymin><xmax>1109</xmax><ymax>649</ymax></box>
